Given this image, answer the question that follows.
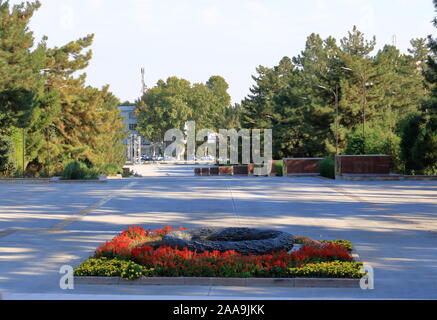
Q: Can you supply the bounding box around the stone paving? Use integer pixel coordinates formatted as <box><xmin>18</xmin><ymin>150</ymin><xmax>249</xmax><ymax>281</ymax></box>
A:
<box><xmin>0</xmin><ymin>165</ymin><xmax>436</xmax><ymax>299</ymax></box>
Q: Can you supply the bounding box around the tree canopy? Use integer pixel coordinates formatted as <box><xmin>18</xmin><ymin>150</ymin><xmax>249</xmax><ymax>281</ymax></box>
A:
<box><xmin>0</xmin><ymin>1</ymin><xmax>126</xmax><ymax>177</ymax></box>
<box><xmin>136</xmin><ymin>76</ymin><xmax>234</xmax><ymax>142</ymax></box>
<box><xmin>241</xmin><ymin>26</ymin><xmax>429</xmax><ymax>171</ymax></box>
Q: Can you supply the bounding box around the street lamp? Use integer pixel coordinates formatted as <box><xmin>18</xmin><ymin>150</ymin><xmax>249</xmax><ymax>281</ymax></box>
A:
<box><xmin>317</xmin><ymin>85</ymin><xmax>340</xmax><ymax>156</ymax></box>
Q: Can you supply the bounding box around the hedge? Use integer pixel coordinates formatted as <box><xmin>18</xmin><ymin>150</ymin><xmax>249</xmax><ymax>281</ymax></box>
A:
<box><xmin>74</xmin><ymin>257</ymin><xmax>155</xmax><ymax>280</ymax></box>
<box><xmin>289</xmin><ymin>261</ymin><xmax>364</xmax><ymax>279</ymax></box>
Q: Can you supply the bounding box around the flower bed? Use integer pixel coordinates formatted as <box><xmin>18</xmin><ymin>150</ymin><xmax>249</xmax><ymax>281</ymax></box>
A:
<box><xmin>74</xmin><ymin>226</ymin><xmax>364</xmax><ymax>280</ymax></box>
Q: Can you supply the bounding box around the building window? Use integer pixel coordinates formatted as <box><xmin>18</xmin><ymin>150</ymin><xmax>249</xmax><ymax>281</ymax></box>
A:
<box><xmin>129</xmin><ymin>124</ymin><xmax>137</xmax><ymax>131</ymax></box>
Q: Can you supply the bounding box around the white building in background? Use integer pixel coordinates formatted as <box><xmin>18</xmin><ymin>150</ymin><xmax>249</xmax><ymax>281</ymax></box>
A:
<box><xmin>119</xmin><ymin>105</ymin><xmax>153</xmax><ymax>163</ymax></box>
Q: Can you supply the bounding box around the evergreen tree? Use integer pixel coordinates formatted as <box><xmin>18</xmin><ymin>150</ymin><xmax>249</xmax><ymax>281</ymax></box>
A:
<box><xmin>292</xmin><ymin>34</ymin><xmax>342</xmax><ymax>156</ymax></box>
<box><xmin>0</xmin><ymin>1</ymin><xmax>44</xmax><ymax>134</ymax></box>
<box><xmin>241</xmin><ymin>57</ymin><xmax>295</xmax><ymax>159</ymax></box>
<box><xmin>401</xmin><ymin>0</ymin><xmax>437</xmax><ymax>174</ymax></box>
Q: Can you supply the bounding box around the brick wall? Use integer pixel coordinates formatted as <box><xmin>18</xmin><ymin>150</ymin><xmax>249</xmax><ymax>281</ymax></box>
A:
<box><xmin>283</xmin><ymin>158</ymin><xmax>323</xmax><ymax>176</ymax></box>
<box><xmin>336</xmin><ymin>155</ymin><xmax>391</xmax><ymax>175</ymax></box>
<box><xmin>233</xmin><ymin>165</ymin><xmax>249</xmax><ymax>175</ymax></box>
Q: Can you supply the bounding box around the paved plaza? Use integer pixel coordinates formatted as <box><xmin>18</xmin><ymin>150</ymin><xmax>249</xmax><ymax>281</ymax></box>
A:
<box><xmin>0</xmin><ymin>165</ymin><xmax>436</xmax><ymax>299</ymax></box>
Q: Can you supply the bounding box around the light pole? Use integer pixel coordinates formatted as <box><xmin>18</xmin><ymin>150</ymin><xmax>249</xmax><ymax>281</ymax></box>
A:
<box><xmin>317</xmin><ymin>85</ymin><xmax>340</xmax><ymax>156</ymax></box>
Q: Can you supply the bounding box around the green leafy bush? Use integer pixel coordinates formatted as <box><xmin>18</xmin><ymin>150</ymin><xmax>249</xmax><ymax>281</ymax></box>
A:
<box><xmin>74</xmin><ymin>257</ymin><xmax>155</xmax><ymax>280</ymax></box>
<box><xmin>345</xmin><ymin>126</ymin><xmax>402</xmax><ymax>172</ymax></box>
<box><xmin>289</xmin><ymin>261</ymin><xmax>364</xmax><ymax>279</ymax></box>
<box><xmin>275</xmin><ymin>160</ymin><xmax>283</xmax><ymax>177</ymax></box>
<box><xmin>101</xmin><ymin>163</ymin><xmax>121</xmax><ymax>176</ymax></box>
<box><xmin>319</xmin><ymin>158</ymin><xmax>335</xmax><ymax>179</ymax></box>
<box><xmin>401</xmin><ymin>114</ymin><xmax>437</xmax><ymax>175</ymax></box>
<box><xmin>0</xmin><ymin>135</ymin><xmax>16</xmax><ymax>177</ymax></box>
<box><xmin>61</xmin><ymin>161</ymin><xmax>99</xmax><ymax>180</ymax></box>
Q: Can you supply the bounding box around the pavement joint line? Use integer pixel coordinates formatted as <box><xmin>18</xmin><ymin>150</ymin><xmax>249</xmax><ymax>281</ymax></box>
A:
<box><xmin>0</xmin><ymin>228</ymin><xmax>17</xmax><ymax>239</ymax></box>
<box><xmin>224</xmin><ymin>179</ymin><xmax>242</xmax><ymax>227</ymax></box>
<box><xmin>48</xmin><ymin>182</ymin><xmax>138</xmax><ymax>232</ymax></box>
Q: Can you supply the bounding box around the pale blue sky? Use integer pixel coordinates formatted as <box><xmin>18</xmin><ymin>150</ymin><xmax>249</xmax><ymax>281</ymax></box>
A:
<box><xmin>11</xmin><ymin>0</ymin><xmax>437</xmax><ymax>104</ymax></box>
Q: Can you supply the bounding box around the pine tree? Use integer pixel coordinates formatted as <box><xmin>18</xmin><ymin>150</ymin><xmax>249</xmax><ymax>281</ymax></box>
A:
<box><xmin>292</xmin><ymin>34</ymin><xmax>342</xmax><ymax>156</ymax></box>
<box><xmin>338</xmin><ymin>26</ymin><xmax>377</xmax><ymax>133</ymax></box>
<box><xmin>36</xmin><ymin>34</ymin><xmax>126</xmax><ymax>172</ymax></box>
<box><xmin>400</xmin><ymin>0</ymin><xmax>437</xmax><ymax>174</ymax></box>
<box><xmin>241</xmin><ymin>57</ymin><xmax>295</xmax><ymax>159</ymax></box>
<box><xmin>0</xmin><ymin>1</ymin><xmax>44</xmax><ymax>134</ymax></box>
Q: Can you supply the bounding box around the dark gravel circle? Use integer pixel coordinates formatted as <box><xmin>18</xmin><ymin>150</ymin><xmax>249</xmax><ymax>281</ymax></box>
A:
<box><xmin>162</xmin><ymin>227</ymin><xmax>294</xmax><ymax>255</ymax></box>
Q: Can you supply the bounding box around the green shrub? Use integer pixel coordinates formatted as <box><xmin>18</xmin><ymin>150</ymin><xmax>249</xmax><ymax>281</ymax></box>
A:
<box><xmin>61</xmin><ymin>161</ymin><xmax>99</xmax><ymax>180</ymax></box>
<box><xmin>0</xmin><ymin>135</ymin><xmax>16</xmax><ymax>177</ymax></box>
<box><xmin>101</xmin><ymin>163</ymin><xmax>121</xmax><ymax>176</ymax></box>
<box><xmin>74</xmin><ymin>257</ymin><xmax>155</xmax><ymax>280</ymax></box>
<box><xmin>289</xmin><ymin>261</ymin><xmax>364</xmax><ymax>279</ymax></box>
<box><xmin>274</xmin><ymin>160</ymin><xmax>283</xmax><ymax>177</ymax></box>
<box><xmin>401</xmin><ymin>114</ymin><xmax>437</xmax><ymax>175</ymax></box>
<box><xmin>319</xmin><ymin>158</ymin><xmax>335</xmax><ymax>179</ymax></box>
<box><xmin>345</xmin><ymin>126</ymin><xmax>402</xmax><ymax>172</ymax></box>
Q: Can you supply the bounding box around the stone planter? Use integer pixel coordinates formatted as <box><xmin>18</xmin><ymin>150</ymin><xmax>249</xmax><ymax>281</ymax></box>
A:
<box><xmin>75</xmin><ymin>276</ymin><xmax>361</xmax><ymax>288</ymax></box>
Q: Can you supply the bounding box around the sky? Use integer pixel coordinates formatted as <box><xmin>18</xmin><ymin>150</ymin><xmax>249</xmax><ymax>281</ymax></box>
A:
<box><xmin>9</xmin><ymin>0</ymin><xmax>437</xmax><ymax>104</ymax></box>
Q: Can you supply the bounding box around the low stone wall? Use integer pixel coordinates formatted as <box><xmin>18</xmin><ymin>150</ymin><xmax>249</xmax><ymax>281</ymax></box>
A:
<box><xmin>201</xmin><ymin>168</ymin><xmax>210</xmax><ymax>176</ymax></box>
<box><xmin>283</xmin><ymin>158</ymin><xmax>323</xmax><ymax>176</ymax></box>
<box><xmin>219</xmin><ymin>166</ymin><xmax>234</xmax><ymax>176</ymax></box>
<box><xmin>0</xmin><ymin>178</ymin><xmax>107</xmax><ymax>184</ymax></box>
<box><xmin>336</xmin><ymin>155</ymin><xmax>391</xmax><ymax>177</ymax></box>
<box><xmin>403</xmin><ymin>175</ymin><xmax>437</xmax><ymax>181</ymax></box>
<box><xmin>210</xmin><ymin>167</ymin><xmax>219</xmax><ymax>176</ymax></box>
<box><xmin>0</xmin><ymin>178</ymin><xmax>51</xmax><ymax>184</ymax></box>
<box><xmin>233</xmin><ymin>165</ymin><xmax>249</xmax><ymax>176</ymax></box>
<box><xmin>194</xmin><ymin>162</ymin><xmax>277</xmax><ymax>177</ymax></box>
